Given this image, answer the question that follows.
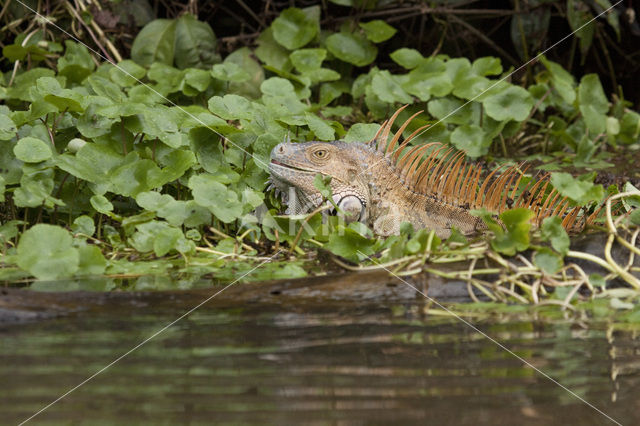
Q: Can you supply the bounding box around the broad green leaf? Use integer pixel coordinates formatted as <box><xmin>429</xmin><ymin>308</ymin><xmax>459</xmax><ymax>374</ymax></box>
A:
<box><xmin>174</xmin><ymin>14</ymin><xmax>220</xmax><ymax>69</ymax></box>
<box><xmin>224</xmin><ymin>47</ymin><xmax>265</xmax><ymax>99</ymax></box>
<box><xmin>189</xmin><ymin>127</ymin><xmax>240</xmax><ymax>183</ymax></box>
<box><xmin>56</xmin><ymin>143</ymin><xmax>123</xmax><ymax>184</ymax></box>
<box><xmin>17</xmin><ymin>224</ymin><xmax>79</xmax><ymax>280</ymax></box>
<box><xmin>208</xmin><ymin>94</ymin><xmax>253</xmax><ymax>120</ymax></box>
<box><xmin>131</xmin><ymin>19</ymin><xmax>177</xmax><ymax>66</ymax></box>
<box><xmin>37</xmin><ymin>77</ymin><xmax>84</xmax><ymax>113</ymax></box>
<box><xmin>109</xmin><ymin>59</ymin><xmax>147</xmax><ymax>86</ymax></box>
<box><xmin>371</xmin><ymin>70</ymin><xmax>413</xmax><ymax>104</ymax></box>
<box><xmin>87</xmin><ymin>75</ymin><xmax>124</xmax><ymax>103</ymax></box>
<box><xmin>619</xmin><ymin>110</ymin><xmax>640</xmax><ymax>144</ymax></box>
<box><xmin>71</xmin><ymin>215</ymin><xmax>95</xmax><ymax>236</ymax></box>
<box><xmin>109</xmin><ymin>156</ymin><xmax>165</xmax><ymax>197</ymax></box>
<box><xmin>390</xmin><ymin>48</ymin><xmax>423</xmax><ymax>69</ymax></box>
<box><xmin>359</xmin><ymin>20</ymin><xmax>397</xmax><ymax>43</ymax></box>
<box><xmin>290</xmin><ymin>48</ymin><xmax>326</xmax><ymax>72</ymax></box>
<box><xmin>344</xmin><ymin>123</ymin><xmax>380</xmax><ymax>143</ymax></box>
<box><xmin>0</xmin><ymin>114</ymin><xmax>17</xmax><ymax>140</ymax></box>
<box><xmin>325</xmin><ymin>224</ymin><xmax>377</xmax><ymax>262</ymax></box>
<box><xmin>541</xmin><ymin>216</ymin><xmax>570</xmax><ymax>255</ymax></box>
<box><xmin>510</xmin><ymin>5</ymin><xmax>550</xmax><ymax>61</ymax></box>
<box><xmin>490</xmin><ymin>208</ymin><xmax>535</xmax><ymax>255</ymax></box>
<box><xmin>471</xmin><ymin>57</ymin><xmax>502</xmax><ymax>76</ymax></box>
<box><xmin>57</xmin><ymin>41</ymin><xmax>95</xmax><ymax>83</ymax></box>
<box><xmin>90</xmin><ymin>195</ymin><xmax>113</xmax><ymax>214</ymax></box>
<box><xmin>211</xmin><ymin>62</ymin><xmax>250</xmax><ymax>82</ymax></box>
<box><xmin>325</xmin><ymin>32</ymin><xmax>377</xmax><ymax>67</ymax></box>
<box><xmin>428</xmin><ymin>97</ymin><xmax>478</xmax><ymax>125</ymax></box>
<box><xmin>188</xmin><ymin>174</ymin><xmax>244</xmax><ymax>223</ymax></box>
<box><xmin>567</xmin><ymin>0</ymin><xmax>595</xmax><ymax>56</ymax></box>
<box><xmin>578</xmin><ymin>74</ymin><xmax>608</xmax><ymax>135</ymax></box>
<box><xmin>482</xmin><ymin>85</ymin><xmax>534</xmax><ymax>121</ymax></box>
<box><xmin>534</xmin><ymin>247</ymin><xmax>563</xmax><ymax>274</ymax></box>
<box><xmin>305</xmin><ymin>113</ymin><xmax>335</xmax><ymax>141</ymax></box>
<box><xmin>5</xmin><ymin>68</ymin><xmax>55</xmax><ymax>103</ymax></box>
<box><xmin>14</xmin><ymin>137</ymin><xmax>52</xmax><ymax>162</ymax></box>
<box><xmin>540</xmin><ymin>56</ymin><xmax>576</xmax><ymax>104</ymax></box>
<box><xmin>452</xmin><ymin>75</ymin><xmax>491</xmax><ymax>100</ymax></box>
<box><xmin>272</xmin><ymin>7</ymin><xmax>318</xmax><ymax>49</ymax></box>
<box><xmin>255</xmin><ymin>28</ymin><xmax>292</xmax><ymax>72</ymax></box>
<box><xmin>76</xmin><ymin>244</ymin><xmax>107</xmax><ymax>276</ymax></box>
<box><xmin>450</xmin><ymin>125</ymin><xmax>489</xmax><ymax>158</ymax></box>
<box><xmin>550</xmin><ymin>172</ymin><xmax>604</xmax><ymax>205</ymax></box>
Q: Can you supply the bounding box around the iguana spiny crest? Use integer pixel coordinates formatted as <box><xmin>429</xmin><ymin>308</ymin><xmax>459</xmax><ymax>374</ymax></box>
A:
<box><xmin>268</xmin><ymin>105</ymin><xmax>600</xmax><ymax>238</ymax></box>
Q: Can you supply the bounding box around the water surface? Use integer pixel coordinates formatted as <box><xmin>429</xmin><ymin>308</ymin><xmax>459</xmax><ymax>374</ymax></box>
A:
<box><xmin>1</xmin><ymin>278</ymin><xmax>639</xmax><ymax>425</ymax></box>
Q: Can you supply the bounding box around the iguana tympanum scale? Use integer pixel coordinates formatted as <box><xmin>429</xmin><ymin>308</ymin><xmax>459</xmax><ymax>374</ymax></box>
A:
<box><xmin>268</xmin><ymin>105</ymin><xmax>597</xmax><ymax>238</ymax></box>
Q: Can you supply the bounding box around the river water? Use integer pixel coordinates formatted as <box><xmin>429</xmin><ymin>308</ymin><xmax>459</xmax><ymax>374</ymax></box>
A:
<box><xmin>1</xmin><ymin>275</ymin><xmax>639</xmax><ymax>425</ymax></box>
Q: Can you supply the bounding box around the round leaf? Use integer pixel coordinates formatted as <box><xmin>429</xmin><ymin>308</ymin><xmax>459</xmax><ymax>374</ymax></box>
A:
<box><xmin>359</xmin><ymin>20</ymin><xmax>397</xmax><ymax>43</ymax></box>
<box><xmin>17</xmin><ymin>224</ymin><xmax>79</xmax><ymax>280</ymax></box>
<box><xmin>482</xmin><ymin>85</ymin><xmax>534</xmax><ymax>122</ymax></box>
<box><xmin>131</xmin><ymin>19</ymin><xmax>177</xmax><ymax>66</ymax></box>
<box><xmin>272</xmin><ymin>8</ymin><xmax>318</xmax><ymax>50</ymax></box>
<box><xmin>325</xmin><ymin>33</ymin><xmax>377</xmax><ymax>67</ymax></box>
<box><xmin>14</xmin><ymin>137</ymin><xmax>52</xmax><ymax>163</ymax></box>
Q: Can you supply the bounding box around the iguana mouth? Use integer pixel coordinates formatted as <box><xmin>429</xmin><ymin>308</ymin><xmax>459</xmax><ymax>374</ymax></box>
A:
<box><xmin>270</xmin><ymin>159</ymin><xmax>316</xmax><ymax>173</ymax></box>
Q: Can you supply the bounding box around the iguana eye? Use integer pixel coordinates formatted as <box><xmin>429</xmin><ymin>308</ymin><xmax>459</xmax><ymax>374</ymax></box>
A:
<box><xmin>313</xmin><ymin>149</ymin><xmax>328</xmax><ymax>159</ymax></box>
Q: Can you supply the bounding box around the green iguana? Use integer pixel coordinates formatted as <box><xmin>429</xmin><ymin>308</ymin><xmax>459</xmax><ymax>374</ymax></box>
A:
<box><xmin>268</xmin><ymin>105</ymin><xmax>601</xmax><ymax>238</ymax></box>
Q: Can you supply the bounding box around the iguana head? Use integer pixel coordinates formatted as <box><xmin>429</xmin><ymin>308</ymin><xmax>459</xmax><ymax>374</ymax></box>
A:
<box><xmin>268</xmin><ymin>140</ymin><xmax>370</xmax><ymax>222</ymax></box>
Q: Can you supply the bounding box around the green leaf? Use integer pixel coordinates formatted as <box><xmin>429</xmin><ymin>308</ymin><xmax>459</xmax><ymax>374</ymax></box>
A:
<box><xmin>272</xmin><ymin>7</ymin><xmax>318</xmax><ymax>49</ymax></box>
<box><xmin>482</xmin><ymin>85</ymin><xmax>534</xmax><ymax>122</ymax></box>
<box><xmin>255</xmin><ymin>28</ymin><xmax>292</xmax><ymax>72</ymax></box>
<box><xmin>208</xmin><ymin>94</ymin><xmax>253</xmax><ymax>120</ymax></box>
<box><xmin>471</xmin><ymin>57</ymin><xmax>502</xmax><ymax>76</ymax></box>
<box><xmin>371</xmin><ymin>70</ymin><xmax>413</xmax><ymax>104</ymax></box>
<box><xmin>325</xmin><ymin>32</ymin><xmax>377</xmax><ymax>67</ymax></box>
<box><xmin>14</xmin><ymin>137</ymin><xmax>52</xmax><ymax>163</ymax></box>
<box><xmin>188</xmin><ymin>174</ymin><xmax>243</xmax><ymax>223</ymax></box>
<box><xmin>211</xmin><ymin>62</ymin><xmax>250</xmax><ymax>82</ymax></box>
<box><xmin>344</xmin><ymin>123</ymin><xmax>380</xmax><ymax>143</ymax></box>
<box><xmin>550</xmin><ymin>172</ymin><xmax>604</xmax><ymax>205</ymax></box>
<box><xmin>489</xmin><ymin>208</ymin><xmax>535</xmax><ymax>255</ymax></box>
<box><xmin>567</xmin><ymin>0</ymin><xmax>595</xmax><ymax>56</ymax></box>
<box><xmin>17</xmin><ymin>224</ymin><xmax>79</xmax><ymax>280</ymax></box>
<box><xmin>325</xmin><ymin>224</ymin><xmax>377</xmax><ymax>262</ymax></box>
<box><xmin>71</xmin><ymin>215</ymin><xmax>95</xmax><ymax>236</ymax></box>
<box><xmin>90</xmin><ymin>194</ymin><xmax>113</xmax><ymax>214</ymax></box>
<box><xmin>0</xmin><ymin>114</ymin><xmax>17</xmax><ymax>140</ymax></box>
<box><xmin>290</xmin><ymin>48</ymin><xmax>326</xmax><ymax>72</ymax></box>
<box><xmin>540</xmin><ymin>56</ymin><xmax>576</xmax><ymax>104</ymax></box>
<box><xmin>76</xmin><ymin>244</ymin><xmax>107</xmax><ymax>276</ymax></box>
<box><xmin>37</xmin><ymin>77</ymin><xmax>84</xmax><ymax>113</ymax></box>
<box><xmin>174</xmin><ymin>14</ymin><xmax>220</xmax><ymax>69</ymax></box>
<box><xmin>57</xmin><ymin>41</ymin><xmax>95</xmax><ymax>83</ymax></box>
<box><xmin>428</xmin><ymin>97</ymin><xmax>477</xmax><ymax>125</ymax></box>
<box><xmin>109</xmin><ymin>60</ymin><xmax>147</xmax><ymax>87</ymax></box>
<box><xmin>450</xmin><ymin>125</ymin><xmax>490</xmax><ymax>158</ymax></box>
<box><xmin>305</xmin><ymin>113</ymin><xmax>335</xmax><ymax>140</ymax></box>
<box><xmin>533</xmin><ymin>247</ymin><xmax>563</xmax><ymax>274</ymax></box>
<box><xmin>578</xmin><ymin>74</ymin><xmax>608</xmax><ymax>135</ymax></box>
<box><xmin>390</xmin><ymin>48</ymin><xmax>423</xmax><ymax>69</ymax></box>
<box><xmin>540</xmin><ymin>216</ymin><xmax>570</xmax><ymax>255</ymax></box>
<box><xmin>359</xmin><ymin>20</ymin><xmax>397</xmax><ymax>43</ymax></box>
<box><xmin>224</xmin><ymin>47</ymin><xmax>265</xmax><ymax>99</ymax></box>
<box><xmin>131</xmin><ymin>19</ymin><xmax>177</xmax><ymax>66</ymax></box>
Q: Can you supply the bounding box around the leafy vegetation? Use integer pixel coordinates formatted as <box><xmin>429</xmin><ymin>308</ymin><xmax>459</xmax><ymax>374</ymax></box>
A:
<box><xmin>0</xmin><ymin>2</ymin><xmax>639</xmax><ymax>317</ymax></box>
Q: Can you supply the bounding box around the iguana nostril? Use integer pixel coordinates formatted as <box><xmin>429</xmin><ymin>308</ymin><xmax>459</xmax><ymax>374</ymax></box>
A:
<box><xmin>278</xmin><ymin>145</ymin><xmax>284</xmax><ymax>153</ymax></box>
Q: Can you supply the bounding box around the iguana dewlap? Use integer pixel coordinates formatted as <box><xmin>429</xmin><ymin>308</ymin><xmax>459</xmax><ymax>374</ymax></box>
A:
<box><xmin>268</xmin><ymin>106</ymin><xmax>596</xmax><ymax>238</ymax></box>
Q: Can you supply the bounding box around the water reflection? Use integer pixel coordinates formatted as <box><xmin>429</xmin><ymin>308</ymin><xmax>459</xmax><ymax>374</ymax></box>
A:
<box><xmin>1</xmin><ymin>302</ymin><xmax>640</xmax><ymax>424</ymax></box>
